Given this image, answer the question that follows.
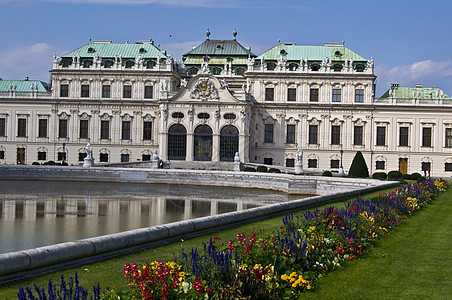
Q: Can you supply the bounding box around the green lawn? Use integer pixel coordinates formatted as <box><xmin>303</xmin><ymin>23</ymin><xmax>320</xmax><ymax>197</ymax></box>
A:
<box><xmin>2</xmin><ymin>184</ymin><xmax>450</xmax><ymax>299</ymax></box>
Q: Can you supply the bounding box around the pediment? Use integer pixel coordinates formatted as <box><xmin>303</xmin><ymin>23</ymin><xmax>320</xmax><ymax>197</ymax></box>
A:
<box><xmin>167</xmin><ymin>75</ymin><xmax>244</xmax><ymax>104</ymax></box>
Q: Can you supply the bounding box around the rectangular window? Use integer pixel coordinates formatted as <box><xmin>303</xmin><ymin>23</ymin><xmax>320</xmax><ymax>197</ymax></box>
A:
<box><xmin>354</xmin><ymin>126</ymin><xmax>363</xmax><ymax>145</ymax></box>
<box><xmin>332</xmin><ymin>89</ymin><xmax>341</xmax><ymax>102</ymax></box>
<box><xmin>99</xmin><ymin>153</ymin><xmax>109</xmax><ymax>162</ymax></box>
<box><xmin>57</xmin><ymin>152</ymin><xmax>66</xmax><ymax>161</ymax></box>
<box><xmin>121</xmin><ymin>153</ymin><xmax>130</xmax><ymax>162</ymax></box>
<box><xmin>399</xmin><ymin>127</ymin><xmax>409</xmax><ymax>146</ymax></box>
<box><xmin>422</xmin><ymin>128</ymin><xmax>432</xmax><ymax>147</ymax></box>
<box><xmin>264</xmin><ymin>124</ymin><xmax>273</xmax><ymax>143</ymax></box>
<box><xmin>331</xmin><ymin>125</ymin><xmax>341</xmax><ymax>145</ymax></box>
<box><xmin>445</xmin><ymin>163</ymin><xmax>452</xmax><ymax>172</ymax></box>
<box><xmin>38</xmin><ymin>119</ymin><xmax>47</xmax><ymax>138</ymax></box>
<box><xmin>0</xmin><ymin>150</ymin><xmax>4</xmax><ymax>159</ymax></box>
<box><xmin>446</xmin><ymin>128</ymin><xmax>452</xmax><ymax>147</ymax></box>
<box><xmin>308</xmin><ymin>159</ymin><xmax>317</xmax><ymax>168</ymax></box>
<box><xmin>286</xmin><ymin>158</ymin><xmax>295</xmax><ymax>167</ymax></box>
<box><xmin>355</xmin><ymin>89</ymin><xmax>364</xmax><ymax>103</ymax></box>
<box><xmin>310</xmin><ymin>88</ymin><xmax>319</xmax><ymax>102</ymax></box>
<box><xmin>122</xmin><ymin>121</ymin><xmax>131</xmax><ymax>140</ymax></box>
<box><xmin>101</xmin><ymin>120</ymin><xmax>109</xmax><ymax>139</ymax></box>
<box><xmin>376</xmin><ymin>126</ymin><xmax>386</xmax><ymax>146</ymax></box>
<box><xmin>38</xmin><ymin>151</ymin><xmax>46</xmax><ymax>161</ymax></box>
<box><xmin>0</xmin><ymin>118</ymin><xmax>6</xmax><ymax>136</ymax></box>
<box><xmin>79</xmin><ymin>120</ymin><xmax>89</xmax><ymax>139</ymax></box>
<box><xmin>331</xmin><ymin>159</ymin><xmax>340</xmax><ymax>169</ymax></box>
<box><xmin>123</xmin><ymin>85</ymin><xmax>132</xmax><ymax>98</ymax></box>
<box><xmin>263</xmin><ymin>157</ymin><xmax>273</xmax><ymax>165</ymax></box>
<box><xmin>309</xmin><ymin>125</ymin><xmax>318</xmax><ymax>144</ymax></box>
<box><xmin>265</xmin><ymin>88</ymin><xmax>274</xmax><ymax>101</ymax></box>
<box><xmin>142</xmin><ymin>154</ymin><xmax>151</xmax><ymax>161</ymax></box>
<box><xmin>58</xmin><ymin>119</ymin><xmax>68</xmax><ymax>138</ymax></box>
<box><xmin>79</xmin><ymin>152</ymin><xmax>87</xmax><ymax>162</ymax></box>
<box><xmin>17</xmin><ymin>118</ymin><xmax>26</xmax><ymax>137</ymax></box>
<box><xmin>81</xmin><ymin>85</ymin><xmax>90</xmax><ymax>98</ymax></box>
<box><xmin>144</xmin><ymin>86</ymin><xmax>153</xmax><ymax>99</ymax></box>
<box><xmin>60</xmin><ymin>84</ymin><xmax>69</xmax><ymax>97</ymax></box>
<box><xmin>102</xmin><ymin>85</ymin><xmax>111</xmax><ymax>98</ymax></box>
<box><xmin>287</xmin><ymin>88</ymin><xmax>296</xmax><ymax>101</ymax></box>
<box><xmin>286</xmin><ymin>124</ymin><xmax>295</xmax><ymax>144</ymax></box>
<box><xmin>143</xmin><ymin>121</ymin><xmax>152</xmax><ymax>140</ymax></box>
<box><xmin>376</xmin><ymin>161</ymin><xmax>385</xmax><ymax>170</ymax></box>
<box><xmin>422</xmin><ymin>162</ymin><xmax>431</xmax><ymax>171</ymax></box>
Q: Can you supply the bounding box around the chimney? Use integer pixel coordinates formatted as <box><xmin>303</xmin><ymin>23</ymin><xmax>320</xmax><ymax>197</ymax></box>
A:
<box><xmin>25</xmin><ymin>77</ymin><xmax>29</xmax><ymax>81</ymax></box>
<box><xmin>391</xmin><ymin>83</ymin><xmax>400</xmax><ymax>87</ymax></box>
<box><xmin>416</xmin><ymin>83</ymin><xmax>423</xmax><ymax>88</ymax></box>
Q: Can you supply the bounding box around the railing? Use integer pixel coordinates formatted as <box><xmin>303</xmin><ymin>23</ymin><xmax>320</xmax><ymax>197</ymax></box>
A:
<box><xmin>374</xmin><ymin>97</ymin><xmax>452</xmax><ymax>106</ymax></box>
<box><xmin>0</xmin><ymin>91</ymin><xmax>52</xmax><ymax>99</ymax></box>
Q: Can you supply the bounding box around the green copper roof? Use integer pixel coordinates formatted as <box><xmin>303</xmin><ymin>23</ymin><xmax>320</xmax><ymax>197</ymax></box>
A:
<box><xmin>258</xmin><ymin>44</ymin><xmax>367</xmax><ymax>61</ymax></box>
<box><xmin>380</xmin><ymin>86</ymin><xmax>450</xmax><ymax>99</ymax></box>
<box><xmin>183</xmin><ymin>39</ymin><xmax>256</xmax><ymax>57</ymax></box>
<box><xmin>183</xmin><ymin>57</ymin><xmax>249</xmax><ymax>65</ymax></box>
<box><xmin>61</xmin><ymin>42</ymin><xmax>169</xmax><ymax>59</ymax></box>
<box><xmin>0</xmin><ymin>80</ymin><xmax>48</xmax><ymax>92</ymax></box>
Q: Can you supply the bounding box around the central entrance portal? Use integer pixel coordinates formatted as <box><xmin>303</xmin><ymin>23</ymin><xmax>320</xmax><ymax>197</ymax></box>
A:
<box><xmin>194</xmin><ymin>125</ymin><xmax>212</xmax><ymax>161</ymax></box>
<box><xmin>168</xmin><ymin>124</ymin><xmax>187</xmax><ymax>160</ymax></box>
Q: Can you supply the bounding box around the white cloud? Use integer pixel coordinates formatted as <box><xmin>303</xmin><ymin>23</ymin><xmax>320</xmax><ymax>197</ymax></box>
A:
<box><xmin>375</xmin><ymin>60</ymin><xmax>452</xmax><ymax>97</ymax></box>
<box><xmin>0</xmin><ymin>43</ymin><xmax>63</xmax><ymax>81</ymax></box>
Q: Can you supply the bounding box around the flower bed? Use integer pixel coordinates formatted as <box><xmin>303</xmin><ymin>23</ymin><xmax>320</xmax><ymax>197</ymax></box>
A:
<box><xmin>16</xmin><ymin>179</ymin><xmax>447</xmax><ymax>299</ymax></box>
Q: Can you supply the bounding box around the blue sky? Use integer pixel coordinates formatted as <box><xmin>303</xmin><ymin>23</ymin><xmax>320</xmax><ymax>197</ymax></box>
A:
<box><xmin>0</xmin><ymin>0</ymin><xmax>451</xmax><ymax>97</ymax></box>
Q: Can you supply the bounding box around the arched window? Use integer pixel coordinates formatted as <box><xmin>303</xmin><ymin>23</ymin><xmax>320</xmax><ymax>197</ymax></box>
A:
<box><xmin>333</xmin><ymin>64</ymin><xmax>342</xmax><ymax>72</ymax></box>
<box><xmin>310</xmin><ymin>63</ymin><xmax>320</xmax><ymax>71</ymax></box>
<box><xmin>172</xmin><ymin>112</ymin><xmax>184</xmax><ymax>119</ymax></box>
<box><xmin>220</xmin><ymin>125</ymin><xmax>239</xmax><ymax>161</ymax></box>
<box><xmin>224</xmin><ymin>113</ymin><xmax>236</xmax><ymax>120</ymax></box>
<box><xmin>194</xmin><ymin>125</ymin><xmax>212</xmax><ymax>161</ymax></box>
<box><xmin>198</xmin><ymin>113</ymin><xmax>210</xmax><ymax>120</ymax></box>
<box><xmin>266</xmin><ymin>62</ymin><xmax>276</xmax><ymax>71</ymax></box>
<box><xmin>125</xmin><ymin>61</ymin><xmax>134</xmax><ymax>68</ymax></box>
<box><xmin>168</xmin><ymin>124</ymin><xmax>187</xmax><ymax>160</ymax></box>
<box><xmin>355</xmin><ymin>64</ymin><xmax>365</xmax><ymax>72</ymax></box>
<box><xmin>83</xmin><ymin>60</ymin><xmax>92</xmax><ymax>68</ymax></box>
<box><xmin>104</xmin><ymin>60</ymin><xmax>114</xmax><ymax>68</ymax></box>
<box><xmin>212</xmin><ymin>67</ymin><xmax>222</xmax><ymax>75</ymax></box>
<box><xmin>235</xmin><ymin>68</ymin><xmax>245</xmax><ymax>75</ymax></box>
<box><xmin>288</xmin><ymin>63</ymin><xmax>298</xmax><ymax>71</ymax></box>
<box><xmin>188</xmin><ymin>67</ymin><xmax>198</xmax><ymax>75</ymax></box>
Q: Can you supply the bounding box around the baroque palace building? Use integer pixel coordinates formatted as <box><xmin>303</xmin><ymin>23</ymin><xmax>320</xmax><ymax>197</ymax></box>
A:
<box><xmin>0</xmin><ymin>30</ymin><xmax>451</xmax><ymax>176</ymax></box>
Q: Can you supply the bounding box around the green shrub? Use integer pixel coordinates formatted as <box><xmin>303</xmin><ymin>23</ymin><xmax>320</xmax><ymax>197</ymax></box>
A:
<box><xmin>372</xmin><ymin>172</ymin><xmax>387</xmax><ymax>180</ymax></box>
<box><xmin>348</xmin><ymin>151</ymin><xmax>369</xmax><ymax>178</ymax></box>
<box><xmin>32</xmin><ymin>162</ymin><xmax>40</xmax><ymax>165</ymax></box>
<box><xmin>417</xmin><ymin>176</ymin><xmax>426</xmax><ymax>183</ymax></box>
<box><xmin>243</xmin><ymin>167</ymin><xmax>256</xmax><ymax>172</ymax></box>
<box><xmin>322</xmin><ymin>170</ymin><xmax>333</xmax><ymax>177</ymax></box>
<box><xmin>388</xmin><ymin>170</ymin><xmax>402</xmax><ymax>180</ymax></box>
<box><xmin>411</xmin><ymin>172</ymin><xmax>422</xmax><ymax>181</ymax></box>
<box><xmin>402</xmin><ymin>173</ymin><xmax>412</xmax><ymax>180</ymax></box>
<box><xmin>256</xmin><ymin>166</ymin><xmax>268</xmax><ymax>172</ymax></box>
<box><xmin>268</xmin><ymin>168</ymin><xmax>281</xmax><ymax>173</ymax></box>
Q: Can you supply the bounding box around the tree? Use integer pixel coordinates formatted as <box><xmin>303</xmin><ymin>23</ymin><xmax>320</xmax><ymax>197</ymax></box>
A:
<box><xmin>348</xmin><ymin>151</ymin><xmax>369</xmax><ymax>178</ymax></box>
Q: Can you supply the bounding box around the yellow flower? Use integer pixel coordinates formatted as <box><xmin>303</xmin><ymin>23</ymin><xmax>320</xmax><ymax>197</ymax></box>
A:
<box><xmin>307</xmin><ymin>285</ymin><xmax>312</xmax><ymax>289</ymax></box>
<box><xmin>281</xmin><ymin>274</ymin><xmax>288</xmax><ymax>281</ymax></box>
<box><xmin>308</xmin><ymin>226</ymin><xmax>316</xmax><ymax>233</ymax></box>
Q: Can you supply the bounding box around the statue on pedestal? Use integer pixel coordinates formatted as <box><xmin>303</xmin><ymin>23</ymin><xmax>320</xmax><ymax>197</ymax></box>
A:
<box><xmin>295</xmin><ymin>148</ymin><xmax>303</xmax><ymax>174</ymax></box>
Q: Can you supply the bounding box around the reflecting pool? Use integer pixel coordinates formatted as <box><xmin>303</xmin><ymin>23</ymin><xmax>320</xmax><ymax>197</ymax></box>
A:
<box><xmin>0</xmin><ymin>180</ymin><xmax>309</xmax><ymax>253</ymax></box>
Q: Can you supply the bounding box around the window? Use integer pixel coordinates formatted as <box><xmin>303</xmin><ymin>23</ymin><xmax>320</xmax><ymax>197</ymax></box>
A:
<box><xmin>123</xmin><ymin>85</ymin><xmax>132</xmax><ymax>98</ymax></box>
<box><xmin>0</xmin><ymin>150</ymin><xmax>4</xmax><ymax>159</ymax></box>
<box><xmin>266</xmin><ymin>62</ymin><xmax>276</xmax><ymax>71</ymax></box>
<box><xmin>376</xmin><ymin>126</ymin><xmax>386</xmax><ymax>146</ymax></box>
<box><xmin>310</xmin><ymin>88</ymin><xmax>319</xmax><ymax>102</ymax></box>
<box><xmin>79</xmin><ymin>120</ymin><xmax>88</xmax><ymax>139</ymax></box>
<box><xmin>354</xmin><ymin>126</ymin><xmax>363</xmax><ymax>145</ymax></box>
<box><xmin>287</xmin><ymin>88</ymin><xmax>296</xmax><ymax>101</ymax></box>
<box><xmin>355</xmin><ymin>89</ymin><xmax>364</xmax><ymax>103</ymax></box>
<box><xmin>310</xmin><ymin>64</ymin><xmax>320</xmax><ymax>71</ymax></box>
<box><xmin>212</xmin><ymin>67</ymin><xmax>222</xmax><ymax>75</ymax></box>
<box><xmin>422</xmin><ymin>162</ymin><xmax>431</xmax><ymax>171</ymax></box>
<box><xmin>188</xmin><ymin>67</ymin><xmax>198</xmax><ymax>75</ymax></box>
<box><xmin>376</xmin><ymin>161</ymin><xmax>385</xmax><ymax>170</ymax></box>
<box><xmin>265</xmin><ymin>88</ymin><xmax>274</xmax><ymax>101</ymax></box>
<box><xmin>59</xmin><ymin>119</ymin><xmax>67</xmax><ymax>138</ymax></box>
<box><xmin>355</xmin><ymin>64</ymin><xmax>365</xmax><ymax>72</ymax></box>
<box><xmin>331</xmin><ymin>159</ymin><xmax>340</xmax><ymax>169</ymax></box>
<box><xmin>142</xmin><ymin>154</ymin><xmax>151</xmax><ymax>161</ymax></box>
<box><xmin>309</xmin><ymin>125</ymin><xmax>318</xmax><ymax>144</ymax></box>
<box><xmin>122</xmin><ymin>121</ymin><xmax>131</xmax><ymax>140</ymax></box>
<box><xmin>79</xmin><ymin>152</ymin><xmax>87</xmax><ymax>162</ymax></box>
<box><xmin>121</xmin><ymin>154</ymin><xmax>130</xmax><ymax>162</ymax></box>
<box><xmin>0</xmin><ymin>118</ymin><xmax>5</xmax><ymax>136</ymax></box>
<box><xmin>172</xmin><ymin>112</ymin><xmax>184</xmax><ymax>119</ymax></box>
<box><xmin>99</xmin><ymin>153</ymin><xmax>109</xmax><ymax>162</ymax></box>
<box><xmin>83</xmin><ymin>60</ymin><xmax>92</xmax><ymax>68</ymax></box>
<box><xmin>286</xmin><ymin>124</ymin><xmax>295</xmax><ymax>144</ymax></box>
<box><xmin>224</xmin><ymin>113</ymin><xmax>236</xmax><ymax>120</ymax></box>
<box><xmin>17</xmin><ymin>118</ymin><xmax>26</xmax><ymax>137</ymax></box>
<box><xmin>38</xmin><ymin>119</ymin><xmax>47</xmax><ymax>138</ymax></box>
<box><xmin>399</xmin><ymin>127</ymin><xmax>409</xmax><ymax>146</ymax></box>
<box><xmin>263</xmin><ymin>157</ymin><xmax>273</xmax><ymax>165</ymax></box>
<box><xmin>60</xmin><ymin>84</ymin><xmax>69</xmax><ymax>97</ymax></box>
<box><xmin>333</xmin><ymin>64</ymin><xmax>342</xmax><ymax>72</ymax></box>
<box><xmin>308</xmin><ymin>159</ymin><xmax>317</xmax><ymax>168</ymax></box>
<box><xmin>38</xmin><ymin>151</ymin><xmax>46</xmax><ymax>161</ymax></box>
<box><xmin>264</xmin><ymin>124</ymin><xmax>273</xmax><ymax>143</ymax></box>
<box><xmin>104</xmin><ymin>60</ymin><xmax>114</xmax><ymax>68</ymax></box>
<box><xmin>445</xmin><ymin>163</ymin><xmax>452</xmax><ymax>172</ymax></box>
<box><xmin>197</xmin><ymin>113</ymin><xmax>210</xmax><ymax>120</ymax></box>
<box><xmin>144</xmin><ymin>86</ymin><xmax>153</xmax><ymax>99</ymax></box>
<box><xmin>288</xmin><ymin>63</ymin><xmax>298</xmax><ymax>71</ymax></box>
<box><xmin>286</xmin><ymin>158</ymin><xmax>295</xmax><ymax>167</ymax></box>
<box><xmin>331</xmin><ymin>125</ymin><xmax>341</xmax><ymax>145</ymax></box>
<box><xmin>102</xmin><ymin>85</ymin><xmax>111</xmax><ymax>98</ymax></box>
<box><xmin>446</xmin><ymin>128</ymin><xmax>452</xmax><ymax>147</ymax></box>
<box><xmin>332</xmin><ymin>89</ymin><xmax>341</xmax><ymax>102</ymax></box>
<box><xmin>81</xmin><ymin>85</ymin><xmax>90</xmax><ymax>98</ymax></box>
<box><xmin>57</xmin><ymin>152</ymin><xmax>66</xmax><ymax>161</ymax></box>
<box><xmin>125</xmin><ymin>61</ymin><xmax>134</xmax><ymax>68</ymax></box>
<box><xmin>422</xmin><ymin>128</ymin><xmax>432</xmax><ymax>147</ymax></box>
<box><xmin>143</xmin><ymin>121</ymin><xmax>152</xmax><ymax>140</ymax></box>
<box><xmin>235</xmin><ymin>68</ymin><xmax>245</xmax><ymax>75</ymax></box>
<box><xmin>101</xmin><ymin>120</ymin><xmax>109</xmax><ymax>139</ymax></box>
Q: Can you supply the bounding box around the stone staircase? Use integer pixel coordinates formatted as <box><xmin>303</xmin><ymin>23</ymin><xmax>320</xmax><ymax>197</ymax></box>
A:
<box><xmin>168</xmin><ymin>160</ymin><xmax>235</xmax><ymax>171</ymax></box>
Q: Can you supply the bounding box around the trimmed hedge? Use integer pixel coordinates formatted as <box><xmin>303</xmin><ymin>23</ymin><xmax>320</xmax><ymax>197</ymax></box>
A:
<box><xmin>243</xmin><ymin>167</ymin><xmax>256</xmax><ymax>172</ymax></box>
<box><xmin>348</xmin><ymin>151</ymin><xmax>369</xmax><ymax>178</ymax></box>
<box><xmin>322</xmin><ymin>170</ymin><xmax>333</xmax><ymax>177</ymax></box>
<box><xmin>388</xmin><ymin>170</ymin><xmax>402</xmax><ymax>180</ymax></box>
<box><xmin>268</xmin><ymin>168</ymin><xmax>281</xmax><ymax>173</ymax></box>
<box><xmin>256</xmin><ymin>166</ymin><xmax>268</xmax><ymax>172</ymax></box>
<box><xmin>372</xmin><ymin>172</ymin><xmax>387</xmax><ymax>180</ymax></box>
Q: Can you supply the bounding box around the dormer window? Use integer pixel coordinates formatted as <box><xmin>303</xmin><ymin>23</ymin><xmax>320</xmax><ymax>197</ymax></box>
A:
<box><xmin>333</xmin><ymin>64</ymin><xmax>342</xmax><ymax>72</ymax></box>
<box><xmin>188</xmin><ymin>67</ymin><xmax>198</xmax><ymax>75</ymax></box>
<box><xmin>146</xmin><ymin>60</ymin><xmax>156</xmax><ymax>68</ymax></box>
<box><xmin>334</xmin><ymin>50</ymin><xmax>342</xmax><ymax>57</ymax></box>
<box><xmin>139</xmin><ymin>48</ymin><xmax>146</xmax><ymax>53</ymax></box>
<box><xmin>280</xmin><ymin>49</ymin><xmax>287</xmax><ymax>55</ymax></box>
<box><xmin>266</xmin><ymin>62</ymin><xmax>276</xmax><ymax>71</ymax></box>
<box><xmin>87</xmin><ymin>47</ymin><xmax>95</xmax><ymax>53</ymax></box>
<box><xmin>288</xmin><ymin>63</ymin><xmax>298</xmax><ymax>71</ymax></box>
<box><xmin>355</xmin><ymin>64</ymin><xmax>365</xmax><ymax>72</ymax></box>
<box><xmin>83</xmin><ymin>60</ymin><xmax>92</xmax><ymax>68</ymax></box>
<box><xmin>104</xmin><ymin>60</ymin><xmax>114</xmax><ymax>68</ymax></box>
<box><xmin>212</xmin><ymin>67</ymin><xmax>222</xmax><ymax>75</ymax></box>
<box><xmin>234</xmin><ymin>68</ymin><xmax>245</xmax><ymax>75</ymax></box>
<box><xmin>125</xmin><ymin>60</ymin><xmax>134</xmax><ymax>68</ymax></box>
<box><xmin>61</xmin><ymin>59</ymin><xmax>71</xmax><ymax>68</ymax></box>
<box><xmin>310</xmin><ymin>63</ymin><xmax>320</xmax><ymax>71</ymax></box>
<box><xmin>216</xmin><ymin>44</ymin><xmax>223</xmax><ymax>50</ymax></box>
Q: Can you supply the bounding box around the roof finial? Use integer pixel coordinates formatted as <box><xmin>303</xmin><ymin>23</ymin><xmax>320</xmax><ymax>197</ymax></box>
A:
<box><xmin>206</xmin><ymin>28</ymin><xmax>210</xmax><ymax>40</ymax></box>
<box><xmin>233</xmin><ymin>29</ymin><xmax>237</xmax><ymax>40</ymax></box>
<box><xmin>277</xmin><ymin>39</ymin><xmax>280</xmax><ymax>45</ymax></box>
<box><xmin>89</xmin><ymin>37</ymin><xmax>92</xmax><ymax>44</ymax></box>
